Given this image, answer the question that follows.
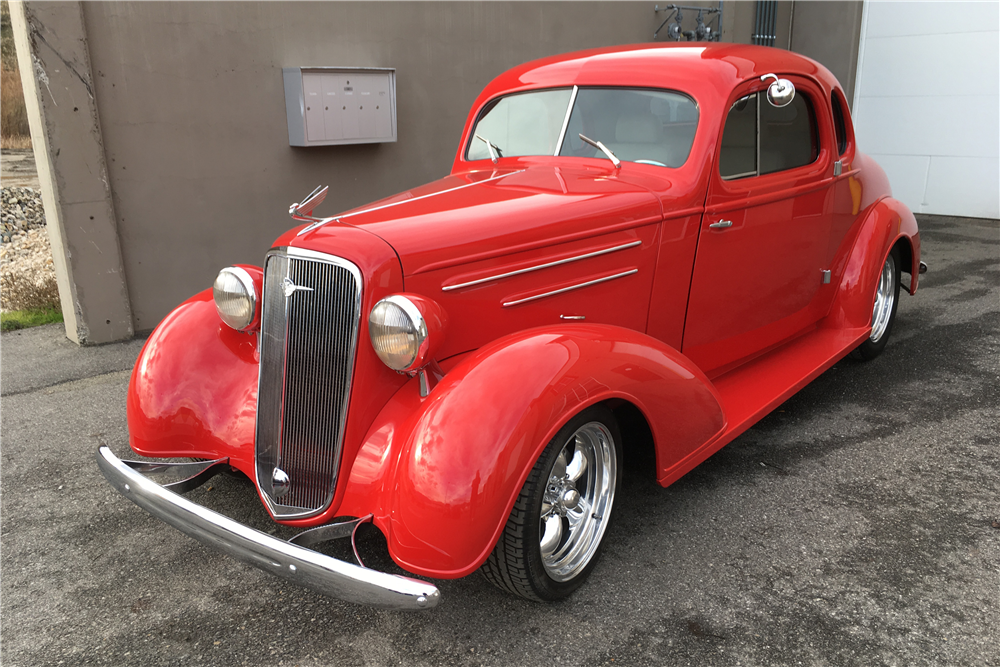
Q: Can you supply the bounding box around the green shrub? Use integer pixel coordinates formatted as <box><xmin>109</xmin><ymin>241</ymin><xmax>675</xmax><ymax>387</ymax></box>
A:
<box><xmin>1</xmin><ymin>306</ymin><xmax>62</xmax><ymax>332</ymax></box>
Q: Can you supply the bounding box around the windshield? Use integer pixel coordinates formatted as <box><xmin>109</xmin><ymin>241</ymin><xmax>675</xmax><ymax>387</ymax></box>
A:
<box><xmin>466</xmin><ymin>87</ymin><xmax>698</xmax><ymax>168</ymax></box>
<box><xmin>466</xmin><ymin>88</ymin><xmax>573</xmax><ymax>161</ymax></box>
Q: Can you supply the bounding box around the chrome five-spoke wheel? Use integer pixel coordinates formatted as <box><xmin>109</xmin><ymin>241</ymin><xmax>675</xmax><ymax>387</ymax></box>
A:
<box><xmin>870</xmin><ymin>251</ymin><xmax>896</xmax><ymax>343</ymax></box>
<box><xmin>539</xmin><ymin>421</ymin><xmax>617</xmax><ymax>582</ymax></box>
<box><xmin>481</xmin><ymin>405</ymin><xmax>622</xmax><ymax>601</ymax></box>
<box><xmin>853</xmin><ymin>246</ymin><xmax>901</xmax><ymax>361</ymax></box>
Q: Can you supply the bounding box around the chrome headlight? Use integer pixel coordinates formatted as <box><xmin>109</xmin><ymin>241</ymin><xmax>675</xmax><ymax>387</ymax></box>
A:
<box><xmin>213</xmin><ymin>267</ymin><xmax>257</xmax><ymax>331</ymax></box>
<box><xmin>369</xmin><ymin>295</ymin><xmax>429</xmax><ymax>372</ymax></box>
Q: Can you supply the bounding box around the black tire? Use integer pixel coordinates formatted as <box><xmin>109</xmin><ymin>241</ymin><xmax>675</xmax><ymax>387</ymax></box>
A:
<box><xmin>852</xmin><ymin>245</ymin><xmax>901</xmax><ymax>361</ymax></box>
<box><xmin>481</xmin><ymin>405</ymin><xmax>622</xmax><ymax>601</ymax></box>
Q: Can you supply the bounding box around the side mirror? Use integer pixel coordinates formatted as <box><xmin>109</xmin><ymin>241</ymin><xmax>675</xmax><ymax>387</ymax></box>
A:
<box><xmin>760</xmin><ymin>74</ymin><xmax>795</xmax><ymax>108</ymax></box>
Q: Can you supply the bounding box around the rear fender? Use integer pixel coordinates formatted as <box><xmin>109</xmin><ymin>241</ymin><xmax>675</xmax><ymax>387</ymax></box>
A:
<box><xmin>352</xmin><ymin>324</ymin><xmax>725</xmax><ymax>579</ymax></box>
<box><xmin>824</xmin><ymin>197</ymin><xmax>920</xmax><ymax>331</ymax></box>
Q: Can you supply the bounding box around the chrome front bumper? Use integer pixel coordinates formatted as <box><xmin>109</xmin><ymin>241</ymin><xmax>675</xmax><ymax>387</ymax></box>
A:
<box><xmin>96</xmin><ymin>446</ymin><xmax>441</xmax><ymax>610</ymax></box>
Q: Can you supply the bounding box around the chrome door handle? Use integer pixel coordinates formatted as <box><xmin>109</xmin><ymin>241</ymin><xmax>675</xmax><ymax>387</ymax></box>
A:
<box><xmin>709</xmin><ymin>220</ymin><xmax>732</xmax><ymax>229</ymax></box>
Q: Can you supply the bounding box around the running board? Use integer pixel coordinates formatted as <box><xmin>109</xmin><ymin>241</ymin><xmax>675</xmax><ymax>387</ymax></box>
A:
<box><xmin>658</xmin><ymin>324</ymin><xmax>871</xmax><ymax>487</ymax></box>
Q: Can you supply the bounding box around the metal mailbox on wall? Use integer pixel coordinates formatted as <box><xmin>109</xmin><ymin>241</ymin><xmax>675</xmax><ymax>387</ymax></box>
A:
<box><xmin>283</xmin><ymin>67</ymin><xmax>397</xmax><ymax>146</ymax></box>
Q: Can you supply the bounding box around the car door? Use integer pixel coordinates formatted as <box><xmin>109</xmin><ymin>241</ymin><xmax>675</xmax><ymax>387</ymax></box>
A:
<box><xmin>682</xmin><ymin>76</ymin><xmax>835</xmax><ymax>378</ymax></box>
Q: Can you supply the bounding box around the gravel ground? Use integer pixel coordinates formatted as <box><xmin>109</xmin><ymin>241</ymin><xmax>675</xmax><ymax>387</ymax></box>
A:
<box><xmin>1</xmin><ymin>185</ymin><xmax>46</xmax><ymax>240</ymax></box>
<box><xmin>1</xmin><ymin>214</ymin><xmax>998</xmax><ymax>666</ymax></box>
<box><xmin>1</xmin><ymin>185</ymin><xmax>57</xmax><ymax>312</ymax></box>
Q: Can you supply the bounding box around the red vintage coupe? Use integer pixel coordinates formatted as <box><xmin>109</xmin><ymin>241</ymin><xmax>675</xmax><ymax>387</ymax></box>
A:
<box><xmin>98</xmin><ymin>43</ymin><xmax>923</xmax><ymax>610</ymax></box>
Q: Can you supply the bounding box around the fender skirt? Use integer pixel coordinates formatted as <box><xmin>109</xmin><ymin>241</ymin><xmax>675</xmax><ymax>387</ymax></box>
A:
<box><xmin>350</xmin><ymin>324</ymin><xmax>726</xmax><ymax>579</ymax></box>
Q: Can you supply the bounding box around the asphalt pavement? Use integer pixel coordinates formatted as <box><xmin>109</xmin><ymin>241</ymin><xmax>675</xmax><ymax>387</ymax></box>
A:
<box><xmin>2</xmin><ymin>214</ymin><xmax>998</xmax><ymax>666</ymax></box>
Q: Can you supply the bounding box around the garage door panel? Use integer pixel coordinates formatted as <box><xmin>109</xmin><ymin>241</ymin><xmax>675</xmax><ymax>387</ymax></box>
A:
<box><xmin>855</xmin><ymin>95</ymin><xmax>1000</xmax><ymax>158</ymax></box>
<box><xmin>859</xmin><ymin>31</ymin><xmax>999</xmax><ymax>98</ymax></box>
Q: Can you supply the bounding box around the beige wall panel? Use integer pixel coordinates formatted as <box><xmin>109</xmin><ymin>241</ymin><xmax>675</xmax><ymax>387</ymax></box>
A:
<box><xmin>81</xmin><ymin>1</ymin><xmax>667</xmax><ymax>331</ymax></box>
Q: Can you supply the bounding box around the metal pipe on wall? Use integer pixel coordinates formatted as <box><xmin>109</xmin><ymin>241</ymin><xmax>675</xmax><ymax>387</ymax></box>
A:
<box><xmin>752</xmin><ymin>0</ymin><xmax>763</xmax><ymax>44</ymax></box>
<box><xmin>752</xmin><ymin>0</ymin><xmax>777</xmax><ymax>47</ymax></box>
<box><xmin>769</xmin><ymin>1</ymin><xmax>777</xmax><ymax>45</ymax></box>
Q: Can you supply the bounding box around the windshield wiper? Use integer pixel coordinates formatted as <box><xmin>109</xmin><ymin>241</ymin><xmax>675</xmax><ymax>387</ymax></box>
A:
<box><xmin>475</xmin><ymin>134</ymin><xmax>503</xmax><ymax>163</ymax></box>
<box><xmin>578</xmin><ymin>134</ymin><xmax>621</xmax><ymax>169</ymax></box>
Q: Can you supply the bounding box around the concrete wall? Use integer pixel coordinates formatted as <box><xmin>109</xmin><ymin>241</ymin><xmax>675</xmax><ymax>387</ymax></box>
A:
<box><xmin>79</xmin><ymin>1</ymin><xmax>678</xmax><ymax>333</ymax></box>
<box><xmin>790</xmin><ymin>1</ymin><xmax>863</xmax><ymax>107</ymax></box>
<box><xmin>853</xmin><ymin>1</ymin><xmax>1000</xmax><ymax>218</ymax></box>
<box><xmin>14</xmin><ymin>0</ymin><xmax>869</xmax><ymax>341</ymax></box>
<box><xmin>10</xmin><ymin>1</ymin><xmax>132</xmax><ymax>344</ymax></box>
<box><xmin>723</xmin><ymin>0</ymin><xmax>794</xmax><ymax>49</ymax></box>
<box><xmin>722</xmin><ymin>1</ymin><xmax>863</xmax><ymax>107</ymax></box>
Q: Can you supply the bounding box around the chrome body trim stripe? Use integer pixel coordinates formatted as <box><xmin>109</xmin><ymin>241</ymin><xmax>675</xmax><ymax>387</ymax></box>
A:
<box><xmin>554</xmin><ymin>85</ymin><xmax>579</xmax><ymax>156</ymax></box>
<box><xmin>297</xmin><ymin>171</ymin><xmax>525</xmax><ymax>236</ymax></box>
<box><xmin>97</xmin><ymin>447</ymin><xmax>441</xmax><ymax>610</ymax></box>
<box><xmin>442</xmin><ymin>240</ymin><xmax>641</xmax><ymax>292</ymax></box>
<box><xmin>502</xmin><ymin>269</ymin><xmax>638</xmax><ymax>307</ymax></box>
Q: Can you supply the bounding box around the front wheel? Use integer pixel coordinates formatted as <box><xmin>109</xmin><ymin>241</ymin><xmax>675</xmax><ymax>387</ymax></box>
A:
<box><xmin>852</xmin><ymin>246</ymin><xmax>901</xmax><ymax>361</ymax></box>
<box><xmin>481</xmin><ymin>405</ymin><xmax>622</xmax><ymax>601</ymax></box>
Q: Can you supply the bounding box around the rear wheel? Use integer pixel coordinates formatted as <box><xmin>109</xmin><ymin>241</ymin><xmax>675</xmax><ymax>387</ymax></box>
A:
<box><xmin>481</xmin><ymin>405</ymin><xmax>622</xmax><ymax>601</ymax></box>
<box><xmin>852</xmin><ymin>246</ymin><xmax>901</xmax><ymax>361</ymax></box>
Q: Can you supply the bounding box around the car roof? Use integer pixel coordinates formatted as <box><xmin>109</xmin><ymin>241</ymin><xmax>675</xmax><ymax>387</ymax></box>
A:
<box><xmin>475</xmin><ymin>43</ymin><xmax>840</xmax><ymax>109</ymax></box>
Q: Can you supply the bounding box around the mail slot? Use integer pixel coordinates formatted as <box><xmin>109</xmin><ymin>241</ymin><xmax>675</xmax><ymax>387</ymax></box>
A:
<box><xmin>283</xmin><ymin>67</ymin><xmax>397</xmax><ymax>146</ymax></box>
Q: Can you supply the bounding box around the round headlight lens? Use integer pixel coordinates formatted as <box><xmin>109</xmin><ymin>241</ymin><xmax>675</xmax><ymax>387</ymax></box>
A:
<box><xmin>213</xmin><ymin>267</ymin><xmax>257</xmax><ymax>331</ymax></box>
<box><xmin>369</xmin><ymin>296</ymin><xmax>428</xmax><ymax>372</ymax></box>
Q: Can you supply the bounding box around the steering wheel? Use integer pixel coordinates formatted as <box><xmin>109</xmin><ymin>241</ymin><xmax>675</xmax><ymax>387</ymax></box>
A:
<box><xmin>633</xmin><ymin>159</ymin><xmax>667</xmax><ymax>167</ymax></box>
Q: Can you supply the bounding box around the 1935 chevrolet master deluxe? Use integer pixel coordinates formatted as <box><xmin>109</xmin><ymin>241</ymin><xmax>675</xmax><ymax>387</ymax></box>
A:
<box><xmin>98</xmin><ymin>43</ymin><xmax>923</xmax><ymax>610</ymax></box>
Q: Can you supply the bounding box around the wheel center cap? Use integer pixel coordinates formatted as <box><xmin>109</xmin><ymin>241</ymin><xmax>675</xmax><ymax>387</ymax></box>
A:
<box><xmin>560</xmin><ymin>488</ymin><xmax>581</xmax><ymax>510</ymax></box>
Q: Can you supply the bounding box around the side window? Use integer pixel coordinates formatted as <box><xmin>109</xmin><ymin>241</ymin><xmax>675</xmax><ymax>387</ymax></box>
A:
<box><xmin>759</xmin><ymin>93</ymin><xmax>817</xmax><ymax>175</ymax></box>
<box><xmin>719</xmin><ymin>88</ymin><xmax>819</xmax><ymax>180</ymax></box>
<box><xmin>719</xmin><ymin>94</ymin><xmax>757</xmax><ymax>179</ymax></box>
<box><xmin>831</xmin><ymin>91</ymin><xmax>848</xmax><ymax>155</ymax></box>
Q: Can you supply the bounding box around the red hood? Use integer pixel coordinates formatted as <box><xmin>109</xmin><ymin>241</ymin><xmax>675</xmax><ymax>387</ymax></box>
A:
<box><xmin>295</xmin><ymin>163</ymin><xmax>665</xmax><ymax>276</ymax></box>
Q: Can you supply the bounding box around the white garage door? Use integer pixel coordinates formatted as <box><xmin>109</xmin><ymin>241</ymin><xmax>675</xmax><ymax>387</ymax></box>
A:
<box><xmin>853</xmin><ymin>1</ymin><xmax>999</xmax><ymax>219</ymax></box>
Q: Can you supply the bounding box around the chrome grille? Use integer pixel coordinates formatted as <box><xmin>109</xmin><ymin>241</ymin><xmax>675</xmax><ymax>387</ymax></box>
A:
<box><xmin>255</xmin><ymin>248</ymin><xmax>362</xmax><ymax>518</ymax></box>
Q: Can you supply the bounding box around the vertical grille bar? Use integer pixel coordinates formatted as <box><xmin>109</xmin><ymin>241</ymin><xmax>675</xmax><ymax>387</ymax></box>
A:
<box><xmin>255</xmin><ymin>248</ymin><xmax>362</xmax><ymax>518</ymax></box>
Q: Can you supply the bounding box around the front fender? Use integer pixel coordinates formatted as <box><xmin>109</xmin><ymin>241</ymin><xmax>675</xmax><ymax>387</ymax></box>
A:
<box><xmin>825</xmin><ymin>197</ymin><xmax>920</xmax><ymax>332</ymax></box>
<box><xmin>127</xmin><ymin>289</ymin><xmax>259</xmax><ymax>474</ymax></box>
<box><xmin>359</xmin><ymin>324</ymin><xmax>725</xmax><ymax>579</ymax></box>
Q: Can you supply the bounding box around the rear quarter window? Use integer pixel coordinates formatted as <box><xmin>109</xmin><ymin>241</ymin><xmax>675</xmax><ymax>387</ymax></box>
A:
<box><xmin>831</xmin><ymin>91</ymin><xmax>849</xmax><ymax>155</ymax></box>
